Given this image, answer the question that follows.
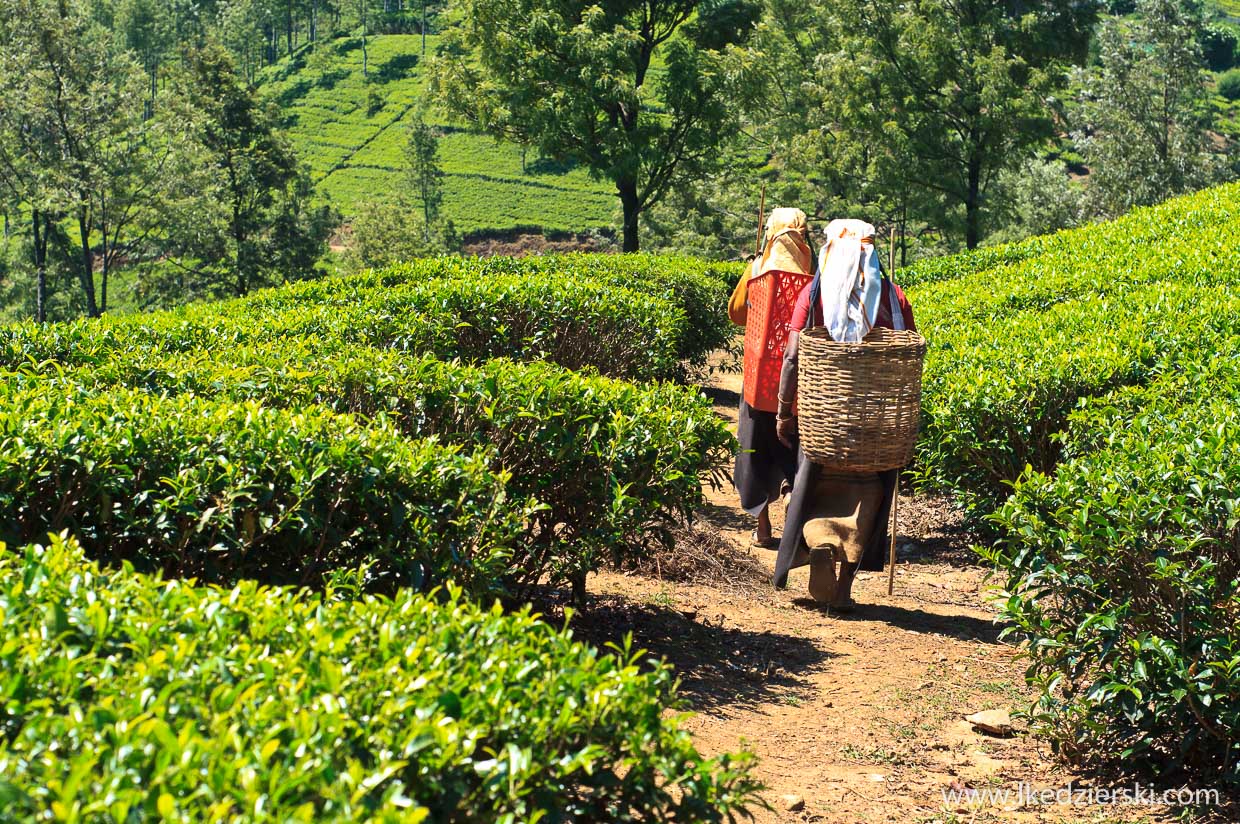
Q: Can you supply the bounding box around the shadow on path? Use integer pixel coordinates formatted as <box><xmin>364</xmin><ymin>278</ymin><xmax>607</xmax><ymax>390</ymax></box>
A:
<box><xmin>535</xmin><ymin>589</ymin><xmax>833</xmax><ymax>715</ymax></box>
<box><xmin>790</xmin><ymin>598</ymin><xmax>1005</xmax><ymax>644</ymax></box>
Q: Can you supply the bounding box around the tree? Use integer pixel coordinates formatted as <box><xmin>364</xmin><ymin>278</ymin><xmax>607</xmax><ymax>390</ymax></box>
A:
<box><xmin>343</xmin><ymin>199</ymin><xmax>443</xmax><ymax>270</ymax></box>
<box><xmin>0</xmin><ymin>0</ymin><xmax>174</xmax><ymax>318</ymax></box>
<box><xmin>985</xmin><ymin>157</ymin><xmax>1085</xmax><ymax>244</ymax></box>
<box><xmin>806</xmin><ymin>0</ymin><xmax>1098</xmax><ymax>249</ymax></box>
<box><xmin>0</xmin><ymin>41</ymin><xmax>55</xmax><ymax>321</ymax></box>
<box><xmin>432</xmin><ymin>0</ymin><xmax>746</xmax><ymax>251</ymax></box>
<box><xmin>1074</xmin><ymin>0</ymin><xmax>1228</xmax><ymax>217</ymax></box>
<box><xmin>404</xmin><ymin>113</ymin><xmax>445</xmax><ymax>239</ymax></box>
<box><xmin>115</xmin><ymin>0</ymin><xmax>174</xmax><ymax>113</ymax></box>
<box><xmin>167</xmin><ymin>43</ymin><xmax>335</xmax><ymax>297</ymax></box>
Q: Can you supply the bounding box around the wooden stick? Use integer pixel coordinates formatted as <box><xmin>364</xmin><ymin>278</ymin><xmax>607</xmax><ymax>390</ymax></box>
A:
<box><xmin>755</xmin><ymin>183</ymin><xmax>767</xmax><ymax>257</ymax></box>
<box><xmin>887</xmin><ymin>478</ymin><xmax>900</xmax><ymax>596</ymax></box>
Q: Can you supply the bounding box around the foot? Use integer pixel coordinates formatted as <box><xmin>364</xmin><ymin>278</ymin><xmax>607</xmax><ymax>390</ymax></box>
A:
<box><xmin>831</xmin><ymin>561</ymin><xmax>859</xmax><ymax>611</ymax></box>
<box><xmin>750</xmin><ymin>530</ymin><xmax>779</xmax><ymax>549</ymax></box>
<box><xmin>807</xmin><ymin>546</ymin><xmax>838</xmax><ymax>603</ymax></box>
<box><xmin>753</xmin><ymin>504</ymin><xmax>778</xmax><ymax>548</ymax></box>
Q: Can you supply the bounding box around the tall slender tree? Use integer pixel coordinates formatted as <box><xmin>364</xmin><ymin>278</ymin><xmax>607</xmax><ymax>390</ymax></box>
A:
<box><xmin>0</xmin><ymin>0</ymin><xmax>169</xmax><ymax>318</ymax></box>
<box><xmin>404</xmin><ymin>113</ymin><xmax>445</xmax><ymax>239</ymax></box>
<box><xmin>166</xmin><ymin>43</ymin><xmax>334</xmax><ymax>297</ymax></box>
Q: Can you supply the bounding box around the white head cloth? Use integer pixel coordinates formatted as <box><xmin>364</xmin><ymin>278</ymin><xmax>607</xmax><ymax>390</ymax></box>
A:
<box><xmin>818</xmin><ymin>218</ymin><xmax>882</xmax><ymax>342</ymax></box>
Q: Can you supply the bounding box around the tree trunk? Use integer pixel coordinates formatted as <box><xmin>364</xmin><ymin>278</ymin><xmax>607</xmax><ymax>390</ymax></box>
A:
<box><xmin>148</xmin><ymin>62</ymin><xmax>157</xmax><ymax>118</ymax></box>
<box><xmin>233</xmin><ymin>205</ymin><xmax>248</xmax><ymax>296</ymax></box>
<box><xmin>618</xmin><ymin>177</ymin><xmax>640</xmax><ymax>253</ymax></box>
<box><xmin>77</xmin><ymin>207</ymin><xmax>99</xmax><ymax>318</ymax></box>
<box><xmin>965</xmin><ymin>155</ymin><xmax>982</xmax><ymax>250</ymax></box>
<box><xmin>100</xmin><ymin>211</ymin><xmax>109</xmax><ymax>314</ymax></box>
<box><xmin>32</xmin><ymin>210</ymin><xmax>47</xmax><ymax>324</ymax></box>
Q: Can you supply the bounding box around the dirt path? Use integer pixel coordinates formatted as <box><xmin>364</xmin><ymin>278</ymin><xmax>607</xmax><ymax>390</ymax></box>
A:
<box><xmin>578</xmin><ymin>365</ymin><xmax>1175</xmax><ymax>823</ymax></box>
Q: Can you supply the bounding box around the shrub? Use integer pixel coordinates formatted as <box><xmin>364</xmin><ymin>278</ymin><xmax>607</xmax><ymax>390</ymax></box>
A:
<box><xmin>1204</xmin><ymin>24</ymin><xmax>1240</xmax><ymax>73</ymax></box>
<box><xmin>915</xmin><ymin>282</ymin><xmax>1240</xmax><ymax>509</ymax></box>
<box><xmin>0</xmin><ymin>255</ymin><xmax>733</xmax><ymax>384</ymax></box>
<box><xmin>0</xmin><ymin>535</ymin><xmax>763</xmax><ymax>821</ymax></box>
<box><xmin>911</xmin><ymin>183</ymin><xmax>1240</xmax><ymax>785</ymax></box>
<box><xmin>896</xmin><ymin>234</ymin><xmax>1051</xmax><ymax>288</ymax></box>
<box><xmin>985</xmin><ymin>397</ymin><xmax>1240</xmax><ymax>784</ymax></box>
<box><xmin>911</xmin><ymin>183</ymin><xmax>1240</xmax><ymax>511</ymax></box>
<box><xmin>456</xmin><ymin>253</ymin><xmax>740</xmax><ymax>371</ymax></box>
<box><xmin>246</xmin><ymin>253</ymin><xmax>736</xmax><ymax>379</ymax></box>
<box><xmin>0</xmin><ymin>385</ymin><xmax>527</xmax><ymax>595</ymax></box>
<box><xmin>394</xmin><ymin>273</ymin><xmax>686</xmax><ymax>381</ymax></box>
<box><xmin>1219</xmin><ymin>68</ymin><xmax>1240</xmax><ymax>102</ymax></box>
<box><xmin>52</xmin><ymin>343</ymin><xmax>734</xmax><ymax>591</ymax></box>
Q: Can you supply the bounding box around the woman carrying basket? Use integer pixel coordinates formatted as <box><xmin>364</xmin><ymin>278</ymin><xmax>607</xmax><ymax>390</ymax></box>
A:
<box><xmin>772</xmin><ymin>219</ymin><xmax>916</xmax><ymax>611</ymax></box>
<box><xmin>728</xmin><ymin>207</ymin><xmax>815</xmax><ymax>548</ymax></box>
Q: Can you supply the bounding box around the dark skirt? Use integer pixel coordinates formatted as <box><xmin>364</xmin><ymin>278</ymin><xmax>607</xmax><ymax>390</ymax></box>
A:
<box><xmin>733</xmin><ymin>399</ymin><xmax>799</xmax><ymax>516</ymax></box>
<box><xmin>772</xmin><ymin>449</ymin><xmax>898</xmax><ymax>587</ymax></box>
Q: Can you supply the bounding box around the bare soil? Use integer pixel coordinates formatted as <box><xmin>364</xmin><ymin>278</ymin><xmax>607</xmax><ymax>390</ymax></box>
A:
<box><xmin>460</xmin><ymin>231</ymin><xmax>609</xmax><ymax>257</ymax></box>
<box><xmin>570</xmin><ymin>364</ymin><xmax>1187</xmax><ymax>823</ymax></box>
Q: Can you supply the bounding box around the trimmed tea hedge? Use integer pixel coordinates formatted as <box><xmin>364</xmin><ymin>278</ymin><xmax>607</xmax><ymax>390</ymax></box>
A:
<box><xmin>911</xmin><ymin>183</ymin><xmax>1240</xmax><ymax>786</ymax></box>
<box><xmin>912</xmin><ymin>183</ymin><xmax>1240</xmax><ymax>511</ymax></box>
<box><xmin>240</xmin><ymin>253</ymin><xmax>736</xmax><ymax>380</ymax></box>
<box><xmin>986</xmin><ymin>392</ymin><xmax>1240</xmax><ymax>784</ymax></box>
<box><xmin>0</xmin><ymin>253</ymin><xmax>739</xmax><ymax>593</ymax></box>
<box><xmin>915</xmin><ymin>283</ymin><xmax>1240</xmax><ymax>507</ymax></box>
<box><xmin>897</xmin><ymin>234</ymin><xmax>1052</xmax><ymax>288</ymax></box>
<box><xmin>51</xmin><ymin>342</ymin><xmax>733</xmax><ymax>590</ymax></box>
<box><xmin>0</xmin><ymin>385</ymin><xmax>527</xmax><ymax>595</ymax></box>
<box><xmin>0</xmin><ymin>535</ymin><xmax>762</xmax><ymax>821</ymax></box>
<box><xmin>0</xmin><ymin>254</ymin><xmax>731</xmax><ymax>384</ymax></box>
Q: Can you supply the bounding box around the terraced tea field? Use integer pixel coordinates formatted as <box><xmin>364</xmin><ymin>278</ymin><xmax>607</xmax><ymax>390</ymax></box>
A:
<box><xmin>262</xmin><ymin>34</ymin><xmax>616</xmax><ymax>235</ymax></box>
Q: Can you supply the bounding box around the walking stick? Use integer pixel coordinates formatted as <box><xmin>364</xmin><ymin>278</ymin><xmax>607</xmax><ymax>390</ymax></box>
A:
<box><xmin>754</xmin><ymin>183</ymin><xmax>767</xmax><ymax>257</ymax></box>
<box><xmin>887</xmin><ymin>476</ymin><xmax>900</xmax><ymax>596</ymax></box>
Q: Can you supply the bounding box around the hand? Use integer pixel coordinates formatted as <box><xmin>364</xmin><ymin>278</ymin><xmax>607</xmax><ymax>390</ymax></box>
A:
<box><xmin>776</xmin><ymin>415</ymin><xmax>797</xmax><ymax>448</ymax></box>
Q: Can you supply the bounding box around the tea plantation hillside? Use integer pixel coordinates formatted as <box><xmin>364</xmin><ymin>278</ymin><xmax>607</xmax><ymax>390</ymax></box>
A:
<box><xmin>262</xmin><ymin>34</ymin><xmax>616</xmax><ymax>235</ymax></box>
<box><xmin>4</xmin><ymin>180</ymin><xmax>1240</xmax><ymax>810</ymax></box>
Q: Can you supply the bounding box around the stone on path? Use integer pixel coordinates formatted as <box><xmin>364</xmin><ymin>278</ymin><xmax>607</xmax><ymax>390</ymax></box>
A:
<box><xmin>780</xmin><ymin>794</ymin><xmax>805</xmax><ymax>812</ymax></box>
<box><xmin>965</xmin><ymin>709</ymin><xmax>1013</xmax><ymax>737</ymax></box>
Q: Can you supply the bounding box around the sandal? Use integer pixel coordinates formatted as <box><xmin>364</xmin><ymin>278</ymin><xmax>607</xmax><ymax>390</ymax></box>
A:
<box><xmin>750</xmin><ymin>530</ymin><xmax>779</xmax><ymax>549</ymax></box>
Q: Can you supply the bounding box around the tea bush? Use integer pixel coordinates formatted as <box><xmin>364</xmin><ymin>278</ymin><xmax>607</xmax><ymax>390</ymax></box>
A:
<box><xmin>912</xmin><ymin>183</ymin><xmax>1240</xmax><ymax>510</ymax></box>
<box><xmin>390</xmin><ymin>253</ymin><xmax>741</xmax><ymax>371</ymax></box>
<box><xmin>897</xmin><ymin>234</ymin><xmax>1053</xmax><ymax>287</ymax></box>
<box><xmin>241</xmin><ymin>253</ymin><xmax>735</xmax><ymax>380</ymax></box>
<box><xmin>986</xmin><ymin>395</ymin><xmax>1240</xmax><ymax>783</ymax></box>
<box><xmin>0</xmin><ymin>535</ymin><xmax>762</xmax><ymax>821</ymax></box>
<box><xmin>0</xmin><ymin>385</ymin><xmax>528</xmax><ymax>595</ymax></box>
<box><xmin>52</xmin><ymin>343</ymin><xmax>733</xmax><ymax>590</ymax></box>
<box><xmin>913</xmin><ymin>183</ymin><xmax>1240</xmax><ymax>786</ymax></box>
<box><xmin>1</xmin><ymin>254</ymin><xmax>729</xmax><ymax>383</ymax></box>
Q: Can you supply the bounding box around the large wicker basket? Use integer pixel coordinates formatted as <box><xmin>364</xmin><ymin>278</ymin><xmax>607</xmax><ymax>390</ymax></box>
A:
<box><xmin>798</xmin><ymin>327</ymin><xmax>927</xmax><ymax>472</ymax></box>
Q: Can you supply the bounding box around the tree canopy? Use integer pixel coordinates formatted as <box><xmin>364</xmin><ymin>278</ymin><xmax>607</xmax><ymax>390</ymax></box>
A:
<box><xmin>431</xmin><ymin>0</ymin><xmax>748</xmax><ymax>251</ymax></box>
